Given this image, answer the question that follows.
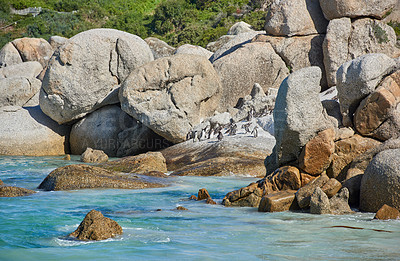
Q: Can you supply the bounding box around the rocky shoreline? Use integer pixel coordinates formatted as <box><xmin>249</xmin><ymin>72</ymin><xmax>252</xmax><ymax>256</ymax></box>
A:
<box><xmin>1</xmin><ymin>0</ymin><xmax>400</xmax><ymax>241</ymax></box>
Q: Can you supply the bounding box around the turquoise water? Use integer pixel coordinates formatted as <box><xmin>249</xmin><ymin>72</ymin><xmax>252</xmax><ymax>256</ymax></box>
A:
<box><xmin>0</xmin><ymin>156</ymin><xmax>399</xmax><ymax>261</ymax></box>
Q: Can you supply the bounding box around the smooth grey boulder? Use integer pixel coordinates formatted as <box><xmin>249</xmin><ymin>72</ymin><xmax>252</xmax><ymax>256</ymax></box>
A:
<box><xmin>228</xmin><ymin>21</ymin><xmax>254</xmax><ymax>35</ymax></box>
<box><xmin>348</xmin><ymin>18</ymin><xmax>400</xmax><ymax>60</ymax></box>
<box><xmin>323</xmin><ymin>18</ymin><xmax>399</xmax><ymax>88</ymax></box>
<box><xmin>0</xmin><ymin>77</ymin><xmax>41</xmax><ymax>107</ymax></box>
<box><xmin>360</xmin><ymin>149</ymin><xmax>400</xmax><ymax>212</ymax></box>
<box><xmin>336</xmin><ymin>53</ymin><xmax>396</xmax><ymax>127</ymax></box>
<box><xmin>174</xmin><ymin>44</ymin><xmax>213</xmax><ymax>59</ymax></box>
<box><xmin>254</xmin><ymin>34</ymin><xmax>328</xmax><ymax>89</ymax></box>
<box><xmin>0</xmin><ymin>61</ymin><xmax>42</xmax><ymax>79</ymax></box>
<box><xmin>48</xmin><ymin>35</ymin><xmax>68</xmax><ymax>50</ymax></box>
<box><xmin>145</xmin><ymin>37</ymin><xmax>175</xmax><ymax>59</ymax></box>
<box><xmin>206</xmin><ymin>35</ymin><xmax>235</xmax><ymax>53</ymax></box>
<box><xmin>265</xmin><ymin>67</ymin><xmax>332</xmax><ymax>173</ymax></box>
<box><xmin>120</xmin><ymin>54</ymin><xmax>222</xmax><ymax>143</ymax></box>
<box><xmin>213</xmin><ymin>42</ymin><xmax>289</xmax><ymax>109</ymax></box>
<box><xmin>0</xmin><ymin>42</ymin><xmax>23</xmax><ymax>68</ymax></box>
<box><xmin>323</xmin><ymin>18</ymin><xmax>351</xmax><ymax>87</ymax></box>
<box><xmin>310</xmin><ymin>187</ymin><xmax>331</xmax><ymax>214</ymax></box>
<box><xmin>11</xmin><ymin>37</ymin><xmax>53</xmax><ymax>67</ymax></box>
<box><xmin>0</xmin><ymin>106</ymin><xmax>69</xmax><ymax>156</ymax></box>
<box><xmin>265</xmin><ymin>0</ymin><xmax>328</xmax><ymax>36</ymax></box>
<box><xmin>40</xmin><ymin>28</ymin><xmax>154</xmax><ymax>124</ymax></box>
<box><xmin>210</xmin><ymin>31</ymin><xmax>264</xmax><ymax>62</ymax></box>
<box><xmin>319</xmin><ymin>0</ymin><xmax>396</xmax><ymax>20</ymax></box>
<box><xmin>70</xmin><ymin>105</ymin><xmax>165</xmax><ymax>157</ymax></box>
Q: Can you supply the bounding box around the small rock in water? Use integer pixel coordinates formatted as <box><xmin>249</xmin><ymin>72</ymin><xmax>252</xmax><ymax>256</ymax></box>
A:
<box><xmin>374</xmin><ymin>204</ymin><xmax>400</xmax><ymax>220</ymax></box>
<box><xmin>69</xmin><ymin>209</ymin><xmax>123</xmax><ymax>241</ymax></box>
<box><xmin>198</xmin><ymin>188</ymin><xmax>211</xmax><ymax>200</ymax></box>
<box><xmin>63</xmin><ymin>154</ymin><xmax>71</xmax><ymax>161</ymax></box>
<box><xmin>189</xmin><ymin>195</ymin><xmax>197</xmax><ymax>200</ymax></box>
<box><xmin>176</xmin><ymin>206</ymin><xmax>188</xmax><ymax>211</ymax></box>
<box><xmin>81</xmin><ymin>148</ymin><xmax>109</xmax><ymax>163</ymax></box>
<box><xmin>0</xmin><ymin>186</ymin><xmax>36</xmax><ymax>197</ymax></box>
<box><xmin>206</xmin><ymin>198</ymin><xmax>217</xmax><ymax>205</ymax></box>
<box><xmin>156</xmin><ymin>209</ymin><xmax>162</xmax><ymax>211</ymax></box>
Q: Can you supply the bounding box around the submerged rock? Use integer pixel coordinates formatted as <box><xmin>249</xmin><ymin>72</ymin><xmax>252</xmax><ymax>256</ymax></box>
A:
<box><xmin>0</xmin><ymin>186</ymin><xmax>36</xmax><ymax>197</ymax></box>
<box><xmin>38</xmin><ymin>164</ymin><xmax>164</xmax><ymax>191</ymax></box>
<box><xmin>69</xmin><ymin>210</ymin><xmax>122</xmax><ymax>241</ymax></box>
<box><xmin>176</xmin><ymin>206</ymin><xmax>188</xmax><ymax>211</ymax></box>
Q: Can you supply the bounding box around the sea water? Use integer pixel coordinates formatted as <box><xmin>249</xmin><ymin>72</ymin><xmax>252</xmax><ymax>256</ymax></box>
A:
<box><xmin>0</xmin><ymin>156</ymin><xmax>399</xmax><ymax>261</ymax></box>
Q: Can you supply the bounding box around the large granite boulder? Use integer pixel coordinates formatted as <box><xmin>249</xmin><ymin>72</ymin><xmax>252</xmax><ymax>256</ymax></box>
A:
<box><xmin>210</xmin><ymin>31</ymin><xmax>263</xmax><ymax>62</ymax></box>
<box><xmin>0</xmin><ymin>186</ymin><xmax>36</xmax><ymax>197</ymax></box>
<box><xmin>0</xmin><ymin>106</ymin><xmax>69</xmax><ymax>156</ymax></box>
<box><xmin>323</xmin><ymin>18</ymin><xmax>399</xmax><ymax>87</ymax></box>
<box><xmin>38</xmin><ymin>164</ymin><xmax>164</xmax><ymax>191</ymax></box>
<box><xmin>265</xmin><ymin>67</ymin><xmax>332</xmax><ymax>174</ymax></box>
<box><xmin>70</xmin><ymin>105</ymin><xmax>166</xmax><ymax>157</ymax></box>
<box><xmin>174</xmin><ymin>44</ymin><xmax>213</xmax><ymax>59</ymax></box>
<box><xmin>120</xmin><ymin>54</ymin><xmax>222</xmax><ymax>143</ymax></box>
<box><xmin>206</xmin><ymin>35</ymin><xmax>235</xmax><ymax>53</ymax></box>
<box><xmin>213</xmin><ymin>42</ymin><xmax>289</xmax><ymax>108</ymax></box>
<box><xmin>0</xmin><ymin>61</ymin><xmax>42</xmax><ymax>79</ymax></box>
<box><xmin>323</xmin><ymin>17</ymin><xmax>352</xmax><ymax>87</ymax></box>
<box><xmin>0</xmin><ymin>77</ymin><xmax>41</xmax><ymax>107</ymax></box>
<box><xmin>265</xmin><ymin>0</ymin><xmax>328</xmax><ymax>36</ymax></box>
<box><xmin>48</xmin><ymin>35</ymin><xmax>68</xmax><ymax>50</ymax></box>
<box><xmin>11</xmin><ymin>38</ymin><xmax>53</xmax><ymax>67</ymax></box>
<box><xmin>354</xmin><ymin>70</ymin><xmax>400</xmax><ymax>140</ymax></box>
<box><xmin>69</xmin><ymin>210</ymin><xmax>123</xmax><ymax>241</ymax></box>
<box><xmin>360</xmin><ymin>149</ymin><xmax>400</xmax><ymax>212</ymax></box>
<box><xmin>319</xmin><ymin>0</ymin><xmax>396</xmax><ymax>20</ymax></box>
<box><xmin>298</xmin><ymin>128</ymin><xmax>335</xmax><ymax>175</ymax></box>
<box><xmin>336</xmin><ymin>53</ymin><xmax>396</xmax><ymax>127</ymax></box>
<box><xmin>161</xmin><ymin>118</ymin><xmax>275</xmax><ymax>177</ymax></box>
<box><xmin>40</xmin><ymin>28</ymin><xmax>153</xmax><ymax>124</ymax></box>
<box><xmin>253</xmin><ymin>34</ymin><xmax>328</xmax><ymax>89</ymax></box>
<box><xmin>0</xmin><ymin>42</ymin><xmax>23</xmax><ymax>68</ymax></box>
<box><xmin>145</xmin><ymin>37</ymin><xmax>175</xmax><ymax>59</ymax></box>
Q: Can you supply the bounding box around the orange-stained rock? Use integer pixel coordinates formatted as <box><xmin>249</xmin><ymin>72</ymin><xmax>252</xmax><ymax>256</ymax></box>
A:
<box><xmin>374</xmin><ymin>204</ymin><xmax>400</xmax><ymax>220</ymax></box>
<box><xmin>296</xmin><ymin>173</ymin><xmax>329</xmax><ymax>209</ymax></box>
<box><xmin>206</xmin><ymin>198</ymin><xmax>217</xmax><ymax>205</ymax></box>
<box><xmin>176</xmin><ymin>206</ymin><xmax>188</xmax><ymax>211</ymax></box>
<box><xmin>189</xmin><ymin>195</ymin><xmax>197</xmax><ymax>200</ymax></box>
<box><xmin>258</xmin><ymin>190</ymin><xmax>299</xmax><ymax>212</ymax></box>
<box><xmin>198</xmin><ymin>188</ymin><xmax>211</xmax><ymax>200</ymax></box>
<box><xmin>354</xmin><ymin>71</ymin><xmax>400</xmax><ymax>137</ymax></box>
<box><xmin>301</xmin><ymin>173</ymin><xmax>316</xmax><ymax>187</ymax></box>
<box><xmin>222</xmin><ymin>182</ymin><xmax>264</xmax><ymax>207</ymax></box>
<box><xmin>327</xmin><ymin>135</ymin><xmax>381</xmax><ymax>181</ymax></box>
<box><xmin>267</xmin><ymin>166</ymin><xmax>302</xmax><ymax>191</ymax></box>
<box><xmin>69</xmin><ymin>210</ymin><xmax>122</xmax><ymax>241</ymax></box>
<box><xmin>12</xmin><ymin>37</ymin><xmax>53</xmax><ymax>67</ymax></box>
<box><xmin>321</xmin><ymin>178</ymin><xmax>342</xmax><ymax>198</ymax></box>
<box><xmin>299</xmin><ymin>128</ymin><xmax>335</xmax><ymax>175</ymax></box>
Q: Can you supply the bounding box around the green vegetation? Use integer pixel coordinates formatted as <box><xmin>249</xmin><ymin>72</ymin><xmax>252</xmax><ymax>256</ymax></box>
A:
<box><xmin>373</xmin><ymin>24</ymin><xmax>389</xmax><ymax>44</ymax></box>
<box><xmin>0</xmin><ymin>0</ymin><xmax>267</xmax><ymax>49</ymax></box>
<box><xmin>388</xmin><ymin>21</ymin><xmax>400</xmax><ymax>42</ymax></box>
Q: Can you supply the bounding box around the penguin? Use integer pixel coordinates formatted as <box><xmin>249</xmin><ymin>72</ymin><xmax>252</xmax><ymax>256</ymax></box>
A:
<box><xmin>247</xmin><ymin>107</ymin><xmax>254</xmax><ymax>121</ymax></box>
<box><xmin>217</xmin><ymin>131</ymin><xmax>223</xmax><ymax>141</ymax></box>
<box><xmin>192</xmin><ymin>131</ymin><xmax>198</xmax><ymax>142</ymax></box>
<box><xmin>251</xmin><ymin>126</ymin><xmax>258</xmax><ymax>138</ymax></box>
<box><xmin>242</xmin><ymin>122</ymin><xmax>252</xmax><ymax>134</ymax></box>
<box><xmin>186</xmin><ymin>130</ymin><xmax>193</xmax><ymax>141</ymax></box>
<box><xmin>229</xmin><ymin>124</ymin><xmax>237</xmax><ymax>136</ymax></box>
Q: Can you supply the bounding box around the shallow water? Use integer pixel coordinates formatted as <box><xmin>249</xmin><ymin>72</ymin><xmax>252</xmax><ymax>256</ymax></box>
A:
<box><xmin>0</xmin><ymin>156</ymin><xmax>399</xmax><ymax>261</ymax></box>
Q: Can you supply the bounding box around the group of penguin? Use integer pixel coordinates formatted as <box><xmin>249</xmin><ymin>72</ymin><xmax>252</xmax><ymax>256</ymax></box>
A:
<box><xmin>186</xmin><ymin>108</ymin><xmax>260</xmax><ymax>143</ymax></box>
